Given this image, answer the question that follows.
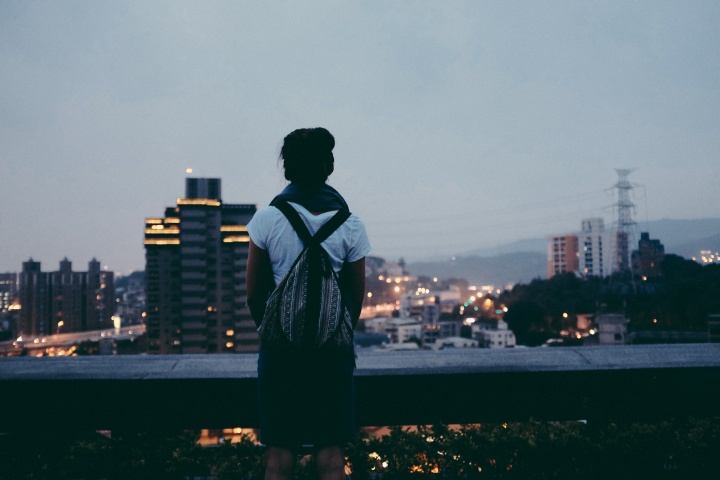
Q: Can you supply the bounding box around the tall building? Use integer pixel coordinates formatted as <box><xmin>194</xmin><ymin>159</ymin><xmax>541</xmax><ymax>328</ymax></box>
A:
<box><xmin>578</xmin><ymin>218</ymin><xmax>622</xmax><ymax>277</ymax></box>
<box><xmin>573</xmin><ymin>217</ymin><xmax>634</xmax><ymax>278</ymax></box>
<box><xmin>144</xmin><ymin>178</ymin><xmax>257</xmax><ymax>354</ymax></box>
<box><xmin>632</xmin><ymin>232</ymin><xmax>665</xmax><ymax>278</ymax></box>
<box><xmin>17</xmin><ymin>258</ymin><xmax>114</xmax><ymax>337</ymax></box>
<box><xmin>547</xmin><ymin>235</ymin><xmax>579</xmax><ymax>278</ymax></box>
<box><xmin>0</xmin><ymin>273</ymin><xmax>18</xmax><ymax>312</ymax></box>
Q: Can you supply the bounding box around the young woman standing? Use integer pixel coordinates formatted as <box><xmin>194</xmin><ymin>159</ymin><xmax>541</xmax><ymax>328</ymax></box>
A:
<box><xmin>246</xmin><ymin>128</ymin><xmax>370</xmax><ymax>480</ymax></box>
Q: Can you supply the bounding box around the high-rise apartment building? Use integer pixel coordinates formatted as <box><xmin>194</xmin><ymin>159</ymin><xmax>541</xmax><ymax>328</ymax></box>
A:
<box><xmin>578</xmin><ymin>218</ymin><xmax>617</xmax><ymax>277</ymax></box>
<box><xmin>18</xmin><ymin>258</ymin><xmax>114</xmax><ymax>336</ymax></box>
<box><xmin>0</xmin><ymin>273</ymin><xmax>18</xmax><ymax>312</ymax></box>
<box><xmin>632</xmin><ymin>232</ymin><xmax>665</xmax><ymax>277</ymax></box>
<box><xmin>547</xmin><ymin>235</ymin><xmax>579</xmax><ymax>278</ymax></box>
<box><xmin>576</xmin><ymin>218</ymin><xmax>629</xmax><ymax>278</ymax></box>
<box><xmin>144</xmin><ymin>178</ymin><xmax>257</xmax><ymax>354</ymax></box>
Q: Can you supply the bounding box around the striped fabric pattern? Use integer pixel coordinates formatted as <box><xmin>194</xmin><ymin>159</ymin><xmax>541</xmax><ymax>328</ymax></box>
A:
<box><xmin>258</xmin><ymin>205</ymin><xmax>354</xmax><ymax>354</ymax></box>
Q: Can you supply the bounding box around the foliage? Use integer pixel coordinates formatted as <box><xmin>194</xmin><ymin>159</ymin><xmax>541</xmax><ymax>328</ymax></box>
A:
<box><xmin>2</xmin><ymin>419</ymin><xmax>719</xmax><ymax>479</ymax></box>
<box><xmin>498</xmin><ymin>257</ymin><xmax>720</xmax><ymax>344</ymax></box>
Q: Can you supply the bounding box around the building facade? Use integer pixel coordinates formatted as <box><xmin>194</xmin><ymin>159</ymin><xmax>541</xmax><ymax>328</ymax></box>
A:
<box><xmin>632</xmin><ymin>232</ymin><xmax>665</xmax><ymax>278</ymax></box>
<box><xmin>0</xmin><ymin>273</ymin><xmax>18</xmax><ymax>313</ymax></box>
<box><xmin>17</xmin><ymin>258</ymin><xmax>114</xmax><ymax>337</ymax></box>
<box><xmin>144</xmin><ymin>178</ymin><xmax>257</xmax><ymax>354</ymax></box>
<box><xmin>551</xmin><ymin>217</ymin><xmax>626</xmax><ymax>278</ymax></box>
<box><xmin>596</xmin><ymin>314</ymin><xmax>630</xmax><ymax>345</ymax></box>
<box><xmin>472</xmin><ymin>319</ymin><xmax>516</xmax><ymax>348</ymax></box>
<box><xmin>547</xmin><ymin>235</ymin><xmax>579</xmax><ymax>278</ymax></box>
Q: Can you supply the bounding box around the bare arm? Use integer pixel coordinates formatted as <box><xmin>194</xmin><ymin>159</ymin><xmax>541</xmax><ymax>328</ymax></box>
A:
<box><xmin>339</xmin><ymin>257</ymin><xmax>366</xmax><ymax>327</ymax></box>
<box><xmin>246</xmin><ymin>239</ymin><xmax>274</xmax><ymax>327</ymax></box>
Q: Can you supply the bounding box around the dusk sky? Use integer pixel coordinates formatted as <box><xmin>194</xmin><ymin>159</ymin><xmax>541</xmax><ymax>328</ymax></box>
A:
<box><xmin>2</xmin><ymin>1</ymin><xmax>719</xmax><ymax>275</ymax></box>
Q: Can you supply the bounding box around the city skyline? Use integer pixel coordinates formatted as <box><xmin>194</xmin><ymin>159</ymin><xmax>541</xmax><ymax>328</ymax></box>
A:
<box><xmin>2</xmin><ymin>1</ymin><xmax>720</xmax><ymax>274</ymax></box>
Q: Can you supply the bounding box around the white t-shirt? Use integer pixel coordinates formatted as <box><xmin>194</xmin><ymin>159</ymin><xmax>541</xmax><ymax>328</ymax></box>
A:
<box><xmin>247</xmin><ymin>202</ymin><xmax>371</xmax><ymax>286</ymax></box>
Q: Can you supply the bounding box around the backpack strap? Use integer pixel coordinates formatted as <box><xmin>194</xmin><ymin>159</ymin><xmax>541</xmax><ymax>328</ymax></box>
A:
<box><xmin>272</xmin><ymin>200</ymin><xmax>313</xmax><ymax>243</ymax></box>
<box><xmin>272</xmin><ymin>200</ymin><xmax>351</xmax><ymax>246</ymax></box>
<box><xmin>313</xmin><ymin>209</ymin><xmax>351</xmax><ymax>244</ymax></box>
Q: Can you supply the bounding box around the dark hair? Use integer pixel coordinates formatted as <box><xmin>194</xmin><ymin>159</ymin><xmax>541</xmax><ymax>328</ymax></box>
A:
<box><xmin>280</xmin><ymin>128</ymin><xmax>335</xmax><ymax>186</ymax></box>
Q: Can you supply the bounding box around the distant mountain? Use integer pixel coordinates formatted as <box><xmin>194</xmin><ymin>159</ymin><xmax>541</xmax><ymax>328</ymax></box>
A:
<box><xmin>407</xmin><ymin>218</ymin><xmax>720</xmax><ymax>286</ymax></box>
<box><xmin>458</xmin><ymin>218</ymin><xmax>720</xmax><ymax>258</ymax></box>
<box><xmin>669</xmin><ymin>233</ymin><xmax>720</xmax><ymax>260</ymax></box>
<box><xmin>408</xmin><ymin>251</ymin><xmax>546</xmax><ymax>287</ymax></box>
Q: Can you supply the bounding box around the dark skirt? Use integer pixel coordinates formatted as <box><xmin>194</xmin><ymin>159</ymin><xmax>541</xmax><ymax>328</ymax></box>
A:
<box><xmin>257</xmin><ymin>347</ymin><xmax>355</xmax><ymax>447</ymax></box>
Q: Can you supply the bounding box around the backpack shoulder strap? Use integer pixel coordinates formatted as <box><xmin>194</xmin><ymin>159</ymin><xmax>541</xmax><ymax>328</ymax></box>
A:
<box><xmin>313</xmin><ymin>209</ymin><xmax>351</xmax><ymax>244</ymax></box>
<box><xmin>272</xmin><ymin>200</ymin><xmax>313</xmax><ymax>244</ymax></box>
<box><xmin>272</xmin><ymin>200</ymin><xmax>351</xmax><ymax>246</ymax></box>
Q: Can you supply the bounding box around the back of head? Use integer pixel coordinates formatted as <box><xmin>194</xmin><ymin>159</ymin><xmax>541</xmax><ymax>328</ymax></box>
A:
<box><xmin>280</xmin><ymin>128</ymin><xmax>335</xmax><ymax>187</ymax></box>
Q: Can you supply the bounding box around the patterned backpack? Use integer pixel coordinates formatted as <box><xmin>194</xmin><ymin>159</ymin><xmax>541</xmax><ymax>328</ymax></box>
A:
<box><xmin>257</xmin><ymin>200</ymin><xmax>355</xmax><ymax>354</ymax></box>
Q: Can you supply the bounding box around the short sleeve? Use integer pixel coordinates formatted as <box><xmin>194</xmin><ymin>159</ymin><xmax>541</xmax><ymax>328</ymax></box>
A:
<box><xmin>346</xmin><ymin>215</ymin><xmax>371</xmax><ymax>263</ymax></box>
<box><xmin>246</xmin><ymin>207</ymin><xmax>277</xmax><ymax>250</ymax></box>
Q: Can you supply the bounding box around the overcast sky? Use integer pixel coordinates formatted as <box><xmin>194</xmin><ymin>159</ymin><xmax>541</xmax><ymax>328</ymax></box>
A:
<box><xmin>1</xmin><ymin>0</ymin><xmax>719</xmax><ymax>274</ymax></box>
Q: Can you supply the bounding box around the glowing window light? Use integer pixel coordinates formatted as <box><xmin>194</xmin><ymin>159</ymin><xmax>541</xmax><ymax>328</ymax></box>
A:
<box><xmin>177</xmin><ymin>198</ymin><xmax>221</xmax><ymax>206</ymax></box>
<box><xmin>223</xmin><ymin>235</ymin><xmax>250</xmax><ymax>243</ymax></box>
<box><xmin>144</xmin><ymin>239</ymin><xmax>181</xmax><ymax>245</ymax></box>
<box><xmin>145</xmin><ymin>227</ymin><xmax>180</xmax><ymax>234</ymax></box>
<box><xmin>145</xmin><ymin>218</ymin><xmax>163</xmax><ymax>224</ymax></box>
<box><xmin>164</xmin><ymin>217</ymin><xmax>180</xmax><ymax>224</ymax></box>
<box><xmin>221</xmin><ymin>225</ymin><xmax>248</xmax><ymax>232</ymax></box>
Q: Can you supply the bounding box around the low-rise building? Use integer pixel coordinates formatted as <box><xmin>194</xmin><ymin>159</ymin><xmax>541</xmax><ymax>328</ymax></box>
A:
<box><xmin>433</xmin><ymin>336</ymin><xmax>479</xmax><ymax>349</ymax></box>
<box><xmin>385</xmin><ymin>317</ymin><xmax>422</xmax><ymax>344</ymax></box>
<box><xmin>596</xmin><ymin>314</ymin><xmax>630</xmax><ymax>345</ymax></box>
<box><xmin>472</xmin><ymin>319</ymin><xmax>516</xmax><ymax>349</ymax></box>
<box><xmin>361</xmin><ymin>316</ymin><xmax>422</xmax><ymax>344</ymax></box>
<box><xmin>363</xmin><ymin>316</ymin><xmax>390</xmax><ymax>335</ymax></box>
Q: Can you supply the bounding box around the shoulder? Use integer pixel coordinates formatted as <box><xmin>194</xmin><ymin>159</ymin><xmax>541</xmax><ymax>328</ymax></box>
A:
<box><xmin>341</xmin><ymin>213</ymin><xmax>371</xmax><ymax>261</ymax></box>
<box><xmin>251</xmin><ymin>205</ymin><xmax>282</xmax><ymax>220</ymax></box>
<box><xmin>344</xmin><ymin>213</ymin><xmax>368</xmax><ymax>233</ymax></box>
<box><xmin>247</xmin><ymin>206</ymin><xmax>283</xmax><ymax>248</ymax></box>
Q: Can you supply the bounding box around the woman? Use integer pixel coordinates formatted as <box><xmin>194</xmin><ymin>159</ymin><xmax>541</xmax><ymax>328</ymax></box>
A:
<box><xmin>246</xmin><ymin>127</ymin><xmax>371</xmax><ymax>480</ymax></box>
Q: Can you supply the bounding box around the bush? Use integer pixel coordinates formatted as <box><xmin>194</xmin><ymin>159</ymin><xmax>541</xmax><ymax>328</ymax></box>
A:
<box><xmin>1</xmin><ymin>418</ymin><xmax>719</xmax><ymax>479</ymax></box>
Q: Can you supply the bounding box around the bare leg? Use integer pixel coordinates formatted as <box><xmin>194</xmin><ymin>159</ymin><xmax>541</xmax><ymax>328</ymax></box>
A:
<box><xmin>315</xmin><ymin>445</ymin><xmax>346</xmax><ymax>480</ymax></box>
<box><xmin>265</xmin><ymin>446</ymin><xmax>296</xmax><ymax>480</ymax></box>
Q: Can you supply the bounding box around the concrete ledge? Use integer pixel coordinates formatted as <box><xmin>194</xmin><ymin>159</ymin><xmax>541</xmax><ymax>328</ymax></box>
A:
<box><xmin>1</xmin><ymin>344</ymin><xmax>719</xmax><ymax>430</ymax></box>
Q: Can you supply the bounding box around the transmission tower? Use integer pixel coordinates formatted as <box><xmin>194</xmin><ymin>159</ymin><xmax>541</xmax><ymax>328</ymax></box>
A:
<box><xmin>611</xmin><ymin>169</ymin><xmax>637</xmax><ymax>274</ymax></box>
